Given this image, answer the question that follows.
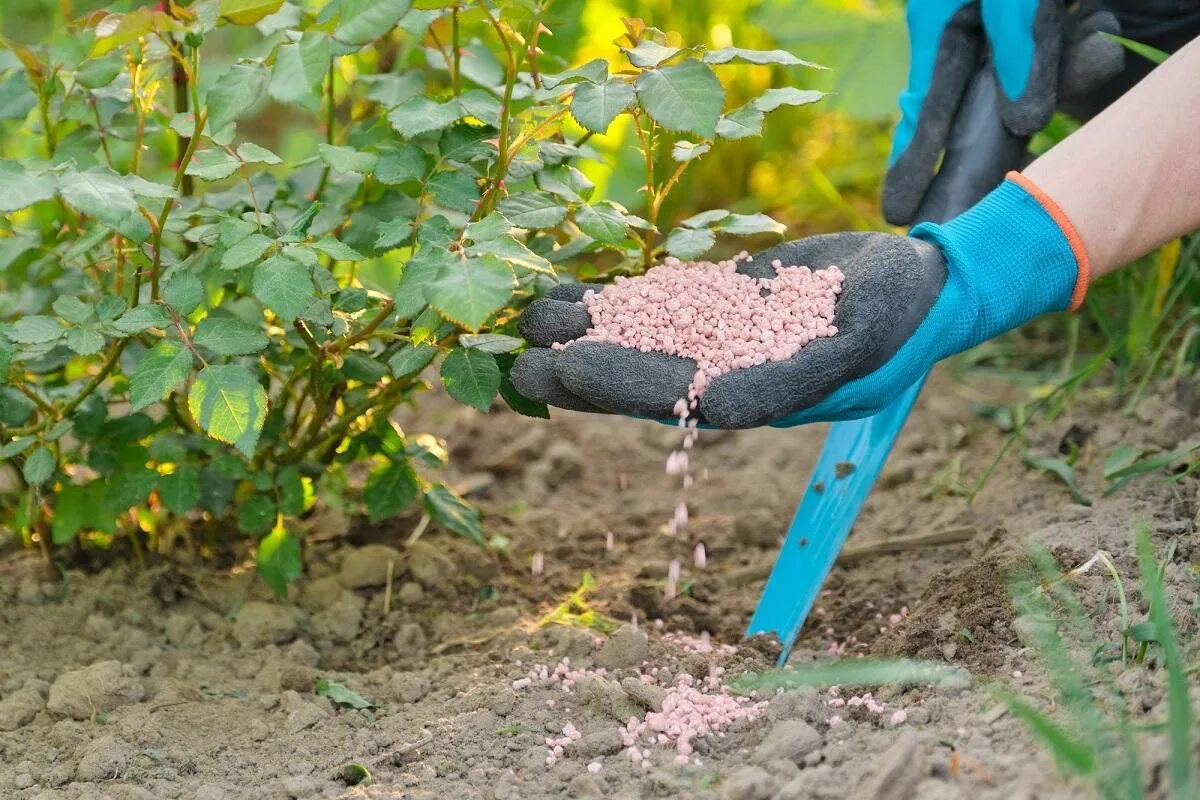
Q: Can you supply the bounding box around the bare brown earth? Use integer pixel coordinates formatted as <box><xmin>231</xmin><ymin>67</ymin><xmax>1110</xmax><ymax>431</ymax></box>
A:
<box><xmin>0</xmin><ymin>365</ymin><xmax>1196</xmax><ymax>800</ymax></box>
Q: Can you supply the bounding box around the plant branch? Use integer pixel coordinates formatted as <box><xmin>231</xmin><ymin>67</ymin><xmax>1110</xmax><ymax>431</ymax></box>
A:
<box><xmin>451</xmin><ymin>3</ymin><xmax>462</xmax><ymax>96</ymax></box>
<box><xmin>333</xmin><ymin>299</ymin><xmax>395</xmax><ymax>354</ymax></box>
<box><xmin>313</xmin><ymin>58</ymin><xmax>337</xmax><ymax>201</ymax></box>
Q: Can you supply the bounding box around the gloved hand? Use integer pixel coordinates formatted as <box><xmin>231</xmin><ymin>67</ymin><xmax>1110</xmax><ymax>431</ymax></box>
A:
<box><xmin>512</xmin><ymin>173</ymin><xmax>1088</xmax><ymax>428</ymax></box>
<box><xmin>884</xmin><ymin>0</ymin><xmax>1126</xmax><ymax>226</ymax></box>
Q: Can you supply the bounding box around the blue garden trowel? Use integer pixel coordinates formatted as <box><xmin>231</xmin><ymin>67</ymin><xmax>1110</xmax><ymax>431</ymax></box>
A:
<box><xmin>746</xmin><ymin>66</ymin><xmax>1030</xmax><ymax>664</ymax></box>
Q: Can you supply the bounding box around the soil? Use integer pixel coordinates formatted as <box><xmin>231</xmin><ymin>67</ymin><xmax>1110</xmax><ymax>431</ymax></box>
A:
<box><xmin>0</xmin><ymin>365</ymin><xmax>1197</xmax><ymax>800</ymax></box>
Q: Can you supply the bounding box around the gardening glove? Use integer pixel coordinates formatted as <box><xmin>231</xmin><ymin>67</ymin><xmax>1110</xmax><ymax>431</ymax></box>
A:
<box><xmin>884</xmin><ymin>0</ymin><xmax>1126</xmax><ymax>226</ymax></box>
<box><xmin>511</xmin><ymin>172</ymin><xmax>1089</xmax><ymax>429</ymax></box>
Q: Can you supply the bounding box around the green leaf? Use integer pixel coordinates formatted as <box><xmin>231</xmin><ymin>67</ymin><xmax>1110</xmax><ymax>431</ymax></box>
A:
<box><xmin>465</xmin><ymin>212</ymin><xmax>513</xmax><ymax>243</ymax></box>
<box><xmin>1023</xmin><ymin>455</ymin><xmax>1092</xmax><ymax>506</ymax></box>
<box><xmin>236</xmin><ymin>142</ymin><xmax>283</xmax><ymax>165</ymax></box>
<box><xmin>315</xmin><ymin>679</ymin><xmax>375</xmax><ymax>709</ymax></box>
<box><xmin>23</xmin><ymin>446</ymin><xmax>55</xmax><ymax>485</ymax></box>
<box><xmin>186</xmin><ymin>148</ymin><xmax>242</xmax><ymax>181</ymax></box>
<box><xmin>393</xmin><ymin>249</ymin><xmax>447</xmax><ymax>318</ymax></box>
<box><xmin>423</xmin><ymin>484</ymin><xmax>485</xmax><ymax>546</ymax></box>
<box><xmin>665</xmin><ymin>226</ymin><xmax>716</xmax><ymax>259</ymax></box>
<box><xmin>497</xmin><ymin>192</ymin><xmax>568</xmax><ymax>229</ymax></box>
<box><xmin>671</xmin><ymin>141</ymin><xmax>710</xmax><ymax>162</ymax></box>
<box><xmin>536</xmin><ymin>165</ymin><xmax>593</xmax><ymax>205</ymax></box>
<box><xmin>221</xmin><ymin>233</ymin><xmax>274</xmax><ymax>270</ymax></box>
<box><xmin>313</xmin><ymin>237</ymin><xmax>365</xmax><ymax>262</ymax></box>
<box><xmin>753</xmin><ymin>87</ymin><xmax>825</xmax><ymax>113</ymax></box>
<box><xmin>318</xmin><ymin>143</ymin><xmax>378</xmax><ymax>174</ymax></box>
<box><xmin>388</xmin><ymin>96</ymin><xmax>462</xmax><ymax>138</ymax></box>
<box><xmin>66</xmin><ymin>327</ymin><xmax>105</xmax><ymax>356</ymax></box>
<box><xmin>364</xmin><ymin>460</ymin><xmax>419</xmax><ymax>522</ymax></box>
<box><xmin>634</xmin><ymin>60</ymin><xmax>724</xmax><ymax>139</ymax></box>
<box><xmin>76</xmin><ymin>53</ymin><xmax>124</xmax><ymax>88</ymax></box>
<box><xmin>53</xmin><ymin>296</ymin><xmax>93</xmax><ymax>324</ymax></box>
<box><xmin>268</xmin><ymin>32</ymin><xmax>330</xmax><ymax>111</ymax></box>
<box><xmin>460</xmin><ymin>333</ymin><xmax>523</xmax><ymax>354</ymax></box>
<box><xmin>680</xmin><ymin>208</ymin><xmax>730</xmax><ymax>228</ymax></box>
<box><xmin>10</xmin><ymin>315</ymin><xmax>64</xmax><ymax>344</ymax></box>
<box><xmin>576</xmin><ymin>202</ymin><xmax>633</xmax><ymax>244</ymax></box>
<box><xmin>715</xmin><ymin>104</ymin><xmax>765</xmax><ymax>140</ymax></box>
<box><xmin>0</xmin><ymin>335</ymin><xmax>11</xmax><ymax>383</ymax></box>
<box><xmin>703</xmin><ymin>47</ymin><xmax>825</xmax><ymax>68</ymax></box>
<box><xmin>113</xmin><ymin>304</ymin><xmax>172</xmax><ymax>335</ymax></box>
<box><xmin>189</xmin><ymin>364</ymin><xmax>268</xmax><ymax>457</ymax></box>
<box><xmin>1102</xmin><ymin>32</ymin><xmax>1170</xmax><ymax>65</ymax></box>
<box><xmin>57</xmin><ymin>167</ymin><xmax>139</xmax><ymax>227</ymax></box>
<box><xmin>335</xmin><ymin>0</ymin><xmax>412</xmax><ymax>47</ymax></box>
<box><xmin>717</xmin><ymin>212</ymin><xmax>786</xmax><ymax>236</ymax></box>
<box><xmin>206</xmin><ymin>62</ymin><xmax>268</xmax><ymax>134</ymax></box>
<box><xmin>389</xmin><ymin>343</ymin><xmax>437</xmax><ymax>378</ymax></box>
<box><xmin>542</xmin><ymin>58</ymin><xmax>608</xmax><ymax>89</ymax></box>
<box><xmin>253</xmin><ymin>255</ymin><xmax>315</xmax><ymax>321</ymax></box>
<box><xmin>130</xmin><ymin>339</ymin><xmax>193</xmax><ymax>411</ymax></box>
<box><xmin>238</xmin><ymin>494</ymin><xmax>276</xmax><ymax>534</ymax></box>
<box><xmin>440</xmin><ymin>347</ymin><xmax>500</xmax><ymax>411</ymax></box>
<box><xmin>622</xmin><ymin>40</ymin><xmax>680</xmax><ymax>68</ymax></box>
<box><xmin>423</xmin><ymin>255</ymin><xmax>515</xmax><ymax>331</ymax></box>
<box><xmin>164</xmin><ymin>272</ymin><xmax>205</xmax><ymax>315</ymax></box>
<box><xmin>0</xmin><ymin>160</ymin><xmax>56</xmax><ymax>212</ymax></box>
<box><xmin>427</xmin><ymin>170</ymin><xmax>480</xmax><ymax>214</ymax></box>
<box><xmin>361</xmin><ymin>71</ymin><xmax>424</xmax><ymax>106</ymax></box>
<box><xmin>375</xmin><ymin>144</ymin><xmax>429</xmax><ymax>185</ymax></box>
<box><xmin>51</xmin><ymin>483</ymin><xmax>86</xmax><ymax>544</ymax></box>
<box><xmin>159</xmin><ymin>465</ymin><xmax>201</xmax><ymax>515</ymax></box>
<box><xmin>194</xmin><ymin>317</ymin><xmax>267</xmax><ymax>357</ymax></box>
<box><xmin>219</xmin><ymin>0</ymin><xmax>284</xmax><ymax>25</ymax></box>
<box><xmin>458</xmin><ymin>89</ymin><xmax>502</xmax><ymax>125</ymax></box>
<box><xmin>375</xmin><ymin>217</ymin><xmax>414</xmax><ymax>252</ymax></box>
<box><xmin>257</xmin><ymin>524</ymin><xmax>302</xmax><ymax>597</ymax></box>
<box><xmin>466</xmin><ymin>235</ymin><xmax>552</xmax><ymax>276</ymax></box>
<box><xmin>570</xmin><ymin>79</ymin><xmax>636</xmax><ymax>134</ymax></box>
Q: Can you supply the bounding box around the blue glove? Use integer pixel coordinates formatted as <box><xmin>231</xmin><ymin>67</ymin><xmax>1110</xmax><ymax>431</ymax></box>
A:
<box><xmin>884</xmin><ymin>0</ymin><xmax>1125</xmax><ymax>225</ymax></box>
<box><xmin>511</xmin><ymin>174</ymin><xmax>1089</xmax><ymax>429</ymax></box>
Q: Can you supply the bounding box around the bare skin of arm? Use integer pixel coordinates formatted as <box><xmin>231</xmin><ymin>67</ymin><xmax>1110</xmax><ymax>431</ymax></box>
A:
<box><xmin>1024</xmin><ymin>35</ymin><xmax>1200</xmax><ymax>281</ymax></box>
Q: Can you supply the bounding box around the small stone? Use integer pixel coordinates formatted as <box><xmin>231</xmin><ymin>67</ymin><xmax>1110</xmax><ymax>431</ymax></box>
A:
<box><xmin>595</xmin><ymin>625</ymin><xmax>648</xmax><ymax>670</ymax></box>
<box><xmin>489</xmin><ymin>689</ymin><xmax>516</xmax><ymax>717</ymax></box>
<box><xmin>299</xmin><ymin>576</ymin><xmax>342</xmax><ymax>613</ymax></box>
<box><xmin>338</xmin><ymin>545</ymin><xmax>403</xmax><ymax>589</ymax></box>
<box><xmin>278</xmin><ymin>665</ymin><xmax>317</xmax><ymax>693</ymax></box>
<box><xmin>407</xmin><ymin>541</ymin><xmax>456</xmax><ymax>589</ymax></box>
<box><xmin>752</xmin><ymin>720</ymin><xmax>821</xmax><ymax>763</ymax></box>
<box><xmin>567</xmin><ymin>728</ymin><xmax>623</xmax><ymax>758</ymax></box>
<box><xmin>720</xmin><ymin>765</ymin><xmax>779</xmax><ymax>800</ymax></box>
<box><xmin>620</xmin><ymin>677</ymin><xmax>665</xmax><ymax>711</ymax></box>
<box><xmin>246</xmin><ymin>718</ymin><xmax>270</xmax><ymax>742</ymax></box>
<box><xmin>75</xmin><ymin>734</ymin><xmax>132</xmax><ymax>781</ymax></box>
<box><xmin>398</xmin><ymin>582</ymin><xmax>425</xmax><ymax>605</ymax></box>
<box><xmin>47</xmin><ymin>661</ymin><xmax>145</xmax><ymax>721</ymax></box>
<box><xmin>14</xmin><ymin>772</ymin><xmax>34</xmax><ymax>789</ymax></box>
<box><xmin>232</xmin><ymin>602</ymin><xmax>298</xmax><ymax>648</ymax></box>
<box><xmin>313</xmin><ymin>591</ymin><xmax>364</xmax><ymax>644</ymax></box>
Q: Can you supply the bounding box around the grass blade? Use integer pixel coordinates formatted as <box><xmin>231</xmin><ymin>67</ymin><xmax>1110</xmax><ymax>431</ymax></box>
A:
<box><xmin>729</xmin><ymin>658</ymin><xmax>970</xmax><ymax>693</ymax></box>
<box><xmin>998</xmin><ymin>691</ymin><xmax>1096</xmax><ymax>775</ymax></box>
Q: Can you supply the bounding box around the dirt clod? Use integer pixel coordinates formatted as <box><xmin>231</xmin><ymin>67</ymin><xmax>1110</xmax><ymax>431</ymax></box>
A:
<box><xmin>752</xmin><ymin>719</ymin><xmax>821</xmax><ymax>763</ymax></box>
<box><xmin>233</xmin><ymin>602</ymin><xmax>299</xmax><ymax>648</ymax></box>
<box><xmin>47</xmin><ymin>661</ymin><xmax>145</xmax><ymax>721</ymax></box>
<box><xmin>0</xmin><ymin>685</ymin><xmax>44</xmax><ymax>730</ymax></box>
<box><xmin>721</xmin><ymin>765</ymin><xmax>780</xmax><ymax>800</ymax></box>
<box><xmin>595</xmin><ymin>625</ymin><xmax>648</xmax><ymax>669</ymax></box>
<box><xmin>74</xmin><ymin>734</ymin><xmax>132</xmax><ymax>781</ymax></box>
<box><xmin>855</xmin><ymin>731</ymin><xmax>928</xmax><ymax>800</ymax></box>
<box><xmin>339</xmin><ymin>545</ymin><xmax>403</xmax><ymax>589</ymax></box>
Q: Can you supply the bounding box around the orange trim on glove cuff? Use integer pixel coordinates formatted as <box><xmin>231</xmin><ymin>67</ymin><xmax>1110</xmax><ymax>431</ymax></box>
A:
<box><xmin>1005</xmin><ymin>171</ymin><xmax>1090</xmax><ymax>311</ymax></box>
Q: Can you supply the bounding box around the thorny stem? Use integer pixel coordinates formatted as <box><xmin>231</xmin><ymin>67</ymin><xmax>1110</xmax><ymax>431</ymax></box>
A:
<box><xmin>287</xmin><ymin>379</ymin><xmax>407</xmax><ymax>463</ymax></box>
<box><xmin>333</xmin><ymin>299</ymin><xmax>396</xmax><ymax>354</ymax></box>
<box><xmin>167</xmin><ymin>304</ymin><xmax>208</xmax><ymax>367</ymax></box>
<box><xmin>91</xmin><ymin>100</ymin><xmax>114</xmax><ymax>168</ymax></box>
<box><xmin>293</xmin><ymin>319</ymin><xmax>323</xmax><ymax>356</ymax></box>
<box><xmin>451</xmin><ymin>3</ymin><xmax>462</xmax><ymax>96</ymax></box>
<box><xmin>475</xmin><ymin>0</ymin><xmax>517</xmax><ymax>219</ymax></box>
<box><xmin>313</xmin><ymin>58</ymin><xmax>337</xmax><ymax>201</ymax></box>
<box><xmin>15</xmin><ymin>382</ymin><xmax>58</xmax><ymax>418</ymax></box>
<box><xmin>149</xmin><ymin>110</ymin><xmax>206</xmax><ymax>302</ymax></box>
<box><xmin>634</xmin><ymin>114</ymin><xmax>657</xmax><ymax>268</ymax></box>
<box><xmin>7</xmin><ymin>342</ymin><xmax>128</xmax><ymax>438</ymax></box>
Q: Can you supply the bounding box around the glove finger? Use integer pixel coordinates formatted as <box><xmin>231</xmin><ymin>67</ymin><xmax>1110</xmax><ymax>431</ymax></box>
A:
<box><xmin>982</xmin><ymin>0</ymin><xmax>1062</xmax><ymax>135</ymax></box>
<box><xmin>1058</xmin><ymin>11</ymin><xmax>1125</xmax><ymax>106</ymax></box>
<box><xmin>518</xmin><ymin>297</ymin><xmax>592</xmax><ymax>347</ymax></box>
<box><xmin>555</xmin><ymin>340</ymin><xmax>696</xmax><ymax>420</ymax></box>
<box><xmin>510</xmin><ymin>348</ymin><xmax>610</xmax><ymax>413</ymax></box>
<box><xmin>883</xmin><ymin>2</ymin><xmax>983</xmax><ymax>226</ymax></box>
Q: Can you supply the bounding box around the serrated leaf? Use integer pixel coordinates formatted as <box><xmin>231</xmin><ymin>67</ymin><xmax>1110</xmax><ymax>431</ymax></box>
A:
<box><xmin>318</xmin><ymin>143</ymin><xmax>378</xmax><ymax>174</ymax></box>
<box><xmin>361</xmin><ymin>71</ymin><xmax>424</xmax><ymax>107</ymax></box>
<box><xmin>388</xmin><ymin>96</ymin><xmax>462</xmax><ymax>138</ymax></box>
<box><xmin>194</xmin><ymin>317</ymin><xmax>268</xmax><ymax>356</ymax></box>
<box><xmin>534</xmin><ymin>166</ymin><xmax>593</xmax><ymax>203</ymax></box>
<box><xmin>423</xmin><ymin>255</ymin><xmax>515</xmax><ymax>332</ymax></box>
<box><xmin>718</xmin><ymin>212</ymin><xmax>786</xmax><ymax>236</ymax></box>
<box><xmin>257</xmin><ymin>524</ymin><xmax>302</xmax><ymax>597</ymax></box>
<box><xmin>460</xmin><ymin>333</ymin><xmax>523</xmax><ymax>354</ymax></box>
<box><xmin>680</xmin><ymin>208</ymin><xmax>730</xmax><ymax>228</ymax></box>
<box><xmin>51</xmin><ymin>483</ymin><xmax>86</xmax><ymax>544</ymax></box>
<box><xmin>186</xmin><ymin>148</ymin><xmax>242</xmax><ymax>181</ymax></box>
<box><xmin>313</xmin><ymin>237</ymin><xmax>365</xmax><ymax>262</ymax></box>
<box><xmin>635</xmin><ymin>60</ymin><xmax>724</xmax><ymax>139</ymax></box>
<box><xmin>0</xmin><ymin>335</ymin><xmax>11</xmax><ymax>383</ymax></box>
<box><xmin>76</xmin><ymin>53</ymin><xmax>124</xmax><ymax>88</ymax></box>
<box><xmin>189</xmin><ymin>364</ymin><xmax>267</xmax><ymax>457</ymax></box>
<box><xmin>465</xmin><ymin>212</ymin><xmax>512</xmax><ymax>243</ymax></box>
<box><xmin>10</xmin><ymin>315</ymin><xmax>64</xmax><ymax>344</ymax></box>
<box><xmin>458</xmin><ymin>89</ymin><xmax>501</xmax><ymax>125</ymax></box>
<box><xmin>570</xmin><ymin>78</ymin><xmax>635</xmax><ymax>134</ymax></box>
<box><xmin>753</xmin><ymin>87</ymin><xmax>825</xmax><ymax>113</ymax></box>
<box><xmin>375</xmin><ymin>144</ymin><xmax>429</xmax><ymax>185</ymax></box>
<box><xmin>389</xmin><ymin>343</ymin><xmax>437</xmax><ymax>377</ymax></box>
<box><xmin>439</xmin><ymin>124</ymin><xmax>498</xmax><ymax>163</ymax></box>
<box><xmin>253</xmin><ymin>254</ymin><xmax>315</xmax><ymax>322</ymax></box>
<box><xmin>164</xmin><ymin>272</ymin><xmax>205</xmax><ymax>315</ymax></box>
<box><xmin>427</xmin><ymin>170</ymin><xmax>480</xmax><ymax>214</ymax></box>
<box><xmin>113</xmin><ymin>304</ymin><xmax>172</xmax><ymax>335</ymax></box>
<box><xmin>423</xmin><ymin>483</ymin><xmax>484</xmax><ymax>545</ymax></box>
<box><xmin>23</xmin><ymin>446</ymin><xmax>54</xmax><ymax>485</ymax></box>
<box><xmin>221</xmin><ymin>233</ymin><xmax>274</xmax><ymax>270</ymax></box>
<box><xmin>269</xmin><ymin>32</ymin><xmax>329</xmax><ymax>111</ymax></box>
<box><xmin>236</xmin><ymin>142</ymin><xmax>282</xmax><ymax>165</ymax></box>
<box><xmin>497</xmin><ymin>192</ymin><xmax>567</xmax><ymax>229</ymax></box>
<box><xmin>715</xmin><ymin>104</ymin><xmax>765</xmax><ymax>140</ymax></box>
<box><xmin>159</xmin><ymin>465</ymin><xmax>200</xmax><ymax>515</ymax></box>
<box><xmin>467</xmin><ymin>235</ymin><xmax>552</xmax><ymax>275</ymax></box>
<box><xmin>53</xmin><ymin>296</ymin><xmax>93</xmax><ymax>324</ymax></box>
<box><xmin>315</xmin><ymin>678</ymin><xmax>375</xmax><ymax>709</ymax></box>
<box><xmin>576</xmin><ymin>202</ymin><xmax>632</xmax><ymax>244</ymax></box>
<box><xmin>665</xmin><ymin>226</ymin><xmax>716</xmax><ymax>259</ymax></box>
<box><xmin>393</xmin><ymin>248</ymin><xmax>448</xmax><ymax>319</ymax></box>
<box><xmin>130</xmin><ymin>339</ymin><xmax>193</xmax><ymax>411</ymax></box>
<box><xmin>57</xmin><ymin>167</ymin><xmax>138</xmax><ymax>227</ymax></box>
<box><xmin>238</xmin><ymin>494</ymin><xmax>276</xmax><ymax>534</ymax></box>
<box><xmin>671</xmin><ymin>141</ymin><xmax>710</xmax><ymax>162</ymax></box>
<box><xmin>542</xmin><ymin>58</ymin><xmax>608</xmax><ymax>90</ymax></box>
<box><xmin>219</xmin><ymin>0</ymin><xmax>283</xmax><ymax>25</ymax></box>
<box><xmin>364</xmin><ymin>460</ymin><xmax>419</xmax><ymax>522</ymax></box>
<box><xmin>622</xmin><ymin>40</ymin><xmax>680</xmax><ymax>68</ymax></box>
<box><xmin>440</xmin><ymin>347</ymin><xmax>500</xmax><ymax>412</ymax></box>
<box><xmin>66</xmin><ymin>327</ymin><xmax>105</xmax><ymax>356</ymax></box>
<box><xmin>335</xmin><ymin>0</ymin><xmax>412</xmax><ymax>47</ymax></box>
<box><xmin>375</xmin><ymin>217</ymin><xmax>414</xmax><ymax>252</ymax></box>
<box><xmin>206</xmin><ymin>62</ymin><xmax>268</xmax><ymax>134</ymax></box>
<box><xmin>703</xmin><ymin>47</ymin><xmax>826</xmax><ymax>68</ymax></box>
<box><xmin>0</xmin><ymin>160</ymin><xmax>56</xmax><ymax>213</ymax></box>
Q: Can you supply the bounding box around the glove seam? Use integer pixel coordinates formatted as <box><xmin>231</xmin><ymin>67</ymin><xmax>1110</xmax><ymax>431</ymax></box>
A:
<box><xmin>1005</xmin><ymin>171</ymin><xmax>1091</xmax><ymax>311</ymax></box>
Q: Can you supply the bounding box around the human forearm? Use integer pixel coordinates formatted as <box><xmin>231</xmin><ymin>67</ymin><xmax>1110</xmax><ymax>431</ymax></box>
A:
<box><xmin>1023</xmin><ymin>36</ymin><xmax>1200</xmax><ymax>281</ymax></box>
